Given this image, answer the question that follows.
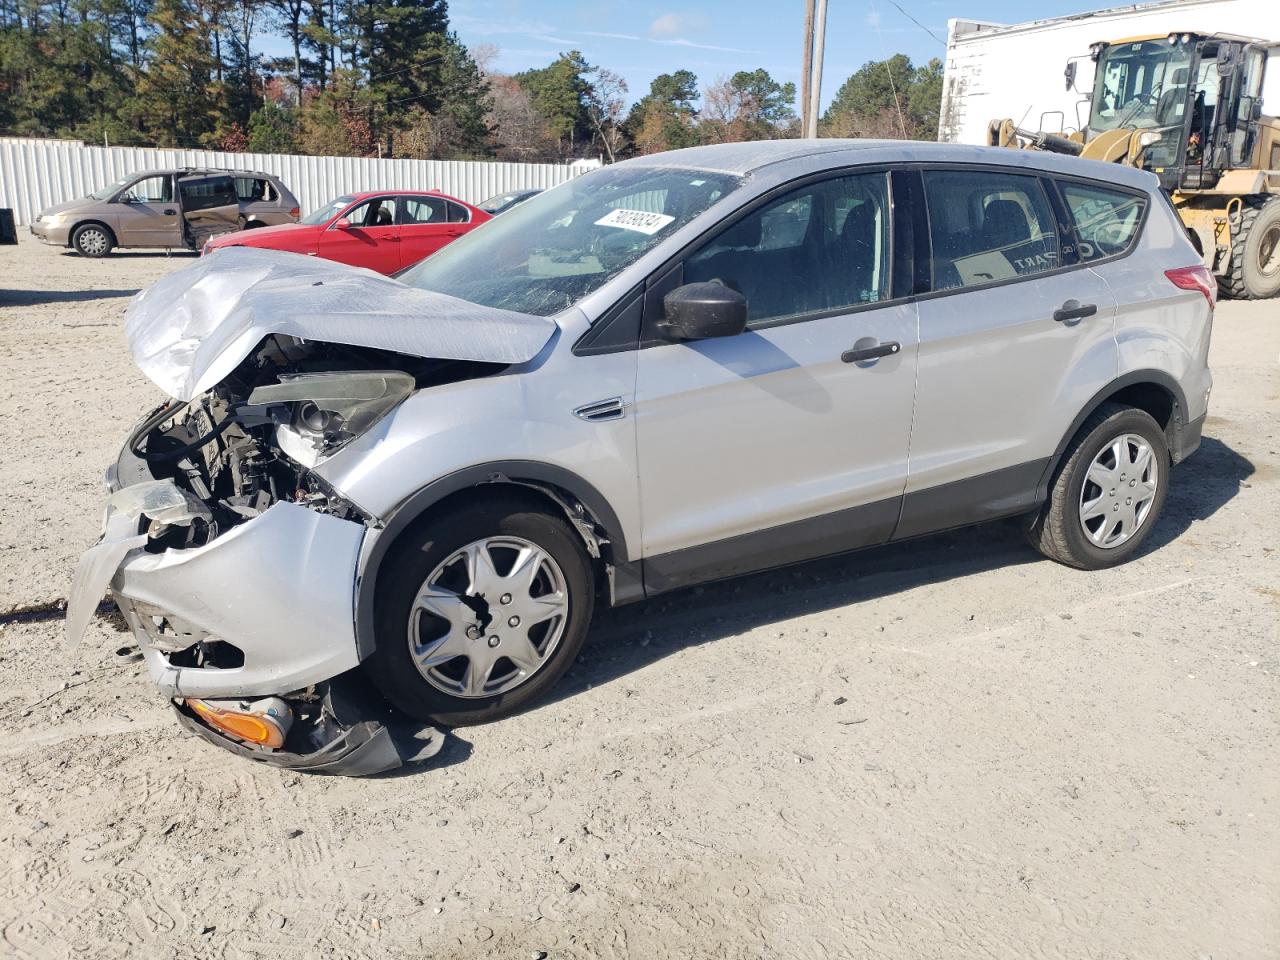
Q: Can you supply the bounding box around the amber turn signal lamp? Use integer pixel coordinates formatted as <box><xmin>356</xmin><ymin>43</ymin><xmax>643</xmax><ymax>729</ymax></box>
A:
<box><xmin>187</xmin><ymin>699</ymin><xmax>287</xmax><ymax>749</ymax></box>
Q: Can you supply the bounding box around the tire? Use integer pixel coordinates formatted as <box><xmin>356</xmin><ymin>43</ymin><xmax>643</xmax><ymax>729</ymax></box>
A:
<box><xmin>365</xmin><ymin>495</ymin><xmax>595</xmax><ymax>726</ymax></box>
<box><xmin>71</xmin><ymin>223</ymin><xmax>113</xmax><ymax>258</ymax></box>
<box><xmin>1219</xmin><ymin>196</ymin><xmax>1280</xmax><ymax>300</ymax></box>
<box><xmin>1026</xmin><ymin>403</ymin><xmax>1170</xmax><ymax>570</ymax></box>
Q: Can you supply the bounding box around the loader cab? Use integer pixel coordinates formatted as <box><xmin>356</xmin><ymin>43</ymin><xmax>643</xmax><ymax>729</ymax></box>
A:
<box><xmin>1087</xmin><ymin>34</ymin><xmax>1271</xmax><ymax>191</ymax></box>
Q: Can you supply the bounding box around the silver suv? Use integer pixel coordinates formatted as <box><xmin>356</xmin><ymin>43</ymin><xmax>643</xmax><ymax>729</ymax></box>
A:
<box><xmin>69</xmin><ymin>141</ymin><xmax>1213</xmax><ymax>774</ymax></box>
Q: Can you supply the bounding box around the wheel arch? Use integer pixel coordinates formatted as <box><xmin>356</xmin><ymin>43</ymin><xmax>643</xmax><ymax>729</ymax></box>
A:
<box><xmin>70</xmin><ymin>219</ymin><xmax>117</xmax><ymax>249</ymax></box>
<box><xmin>353</xmin><ymin>461</ymin><xmax>639</xmax><ymax>660</ymax></box>
<box><xmin>1038</xmin><ymin>370</ymin><xmax>1192</xmax><ymax>502</ymax></box>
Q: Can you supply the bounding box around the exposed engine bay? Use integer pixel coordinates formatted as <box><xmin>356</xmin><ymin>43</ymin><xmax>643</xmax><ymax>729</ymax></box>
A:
<box><xmin>123</xmin><ymin>336</ymin><xmax>505</xmax><ymax>553</ymax></box>
<box><xmin>99</xmin><ymin>335</ymin><xmax>504</xmax><ymax>773</ymax></box>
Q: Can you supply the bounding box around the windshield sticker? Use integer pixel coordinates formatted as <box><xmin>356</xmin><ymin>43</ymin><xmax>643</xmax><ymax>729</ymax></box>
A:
<box><xmin>595</xmin><ymin>208</ymin><xmax>675</xmax><ymax>235</ymax></box>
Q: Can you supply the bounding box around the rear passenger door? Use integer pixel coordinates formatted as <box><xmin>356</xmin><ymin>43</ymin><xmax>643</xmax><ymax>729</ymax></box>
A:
<box><xmin>178</xmin><ymin>174</ymin><xmax>240</xmax><ymax>249</ymax></box>
<box><xmin>897</xmin><ymin>166</ymin><xmax>1117</xmax><ymax>538</ymax></box>
<box><xmin>635</xmin><ymin>170</ymin><xmax>919</xmax><ymax>589</ymax></box>
<box><xmin>396</xmin><ymin>195</ymin><xmax>457</xmax><ymax>268</ymax></box>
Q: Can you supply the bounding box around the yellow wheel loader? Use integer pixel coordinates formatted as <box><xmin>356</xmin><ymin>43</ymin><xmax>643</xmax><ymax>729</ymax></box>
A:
<box><xmin>990</xmin><ymin>32</ymin><xmax>1280</xmax><ymax>299</ymax></box>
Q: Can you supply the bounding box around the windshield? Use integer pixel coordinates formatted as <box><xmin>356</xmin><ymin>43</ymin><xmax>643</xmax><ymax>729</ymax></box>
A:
<box><xmin>90</xmin><ymin>175</ymin><xmax>134</xmax><ymax>201</ymax></box>
<box><xmin>1091</xmin><ymin>39</ymin><xmax>1194</xmax><ymax>132</ymax></box>
<box><xmin>400</xmin><ymin>166</ymin><xmax>741</xmax><ymax>316</ymax></box>
<box><xmin>301</xmin><ymin>196</ymin><xmax>353</xmax><ymax>225</ymax></box>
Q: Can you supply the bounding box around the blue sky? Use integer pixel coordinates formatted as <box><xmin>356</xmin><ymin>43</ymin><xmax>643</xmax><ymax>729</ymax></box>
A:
<box><xmin>447</xmin><ymin>0</ymin><xmax>1109</xmax><ymax>110</ymax></box>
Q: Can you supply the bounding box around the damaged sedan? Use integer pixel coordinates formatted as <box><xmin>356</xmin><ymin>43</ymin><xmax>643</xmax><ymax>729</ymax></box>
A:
<box><xmin>70</xmin><ymin>140</ymin><xmax>1212</xmax><ymax>775</ymax></box>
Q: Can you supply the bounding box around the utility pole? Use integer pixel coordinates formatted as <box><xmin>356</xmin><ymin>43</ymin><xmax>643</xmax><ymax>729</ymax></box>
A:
<box><xmin>800</xmin><ymin>0</ymin><xmax>815</xmax><ymax>137</ymax></box>
<box><xmin>806</xmin><ymin>0</ymin><xmax>829</xmax><ymax>138</ymax></box>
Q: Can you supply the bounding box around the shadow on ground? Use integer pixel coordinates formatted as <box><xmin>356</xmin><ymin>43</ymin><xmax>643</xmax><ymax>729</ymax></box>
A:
<box><xmin>548</xmin><ymin>433</ymin><xmax>1254</xmax><ymax>708</ymax></box>
<box><xmin>0</xmin><ymin>288</ymin><xmax>139</xmax><ymax>307</ymax></box>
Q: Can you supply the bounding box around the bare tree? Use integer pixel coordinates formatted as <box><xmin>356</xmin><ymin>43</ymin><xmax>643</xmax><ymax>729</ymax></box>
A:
<box><xmin>584</xmin><ymin>67</ymin><xmax>626</xmax><ymax>162</ymax></box>
<box><xmin>486</xmin><ymin>73</ymin><xmax>554</xmax><ymax>161</ymax></box>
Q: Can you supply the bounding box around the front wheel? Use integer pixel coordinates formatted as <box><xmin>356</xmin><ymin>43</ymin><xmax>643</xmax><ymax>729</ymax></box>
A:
<box><xmin>365</xmin><ymin>495</ymin><xmax>595</xmax><ymax>726</ymax></box>
<box><xmin>1026</xmin><ymin>403</ymin><xmax>1169</xmax><ymax>570</ymax></box>
<box><xmin>71</xmin><ymin>223</ymin><xmax>113</xmax><ymax>257</ymax></box>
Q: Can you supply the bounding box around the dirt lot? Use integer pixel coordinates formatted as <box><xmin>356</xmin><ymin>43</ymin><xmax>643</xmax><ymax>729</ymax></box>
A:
<box><xmin>0</xmin><ymin>234</ymin><xmax>1277</xmax><ymax>959</ymax></box>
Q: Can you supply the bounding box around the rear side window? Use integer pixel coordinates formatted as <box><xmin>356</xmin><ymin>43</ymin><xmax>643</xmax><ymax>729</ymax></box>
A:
<box><xmin>446</xmin><ymin>201</ymin><xmax>471</xmax><ymax>223</ymax></box>
<box><xmin>1059</xmin><ymin>182</ymin><xmax>1147</xmax><ymax>261</ymax></box>
<box><xmin>399</xmin><ymin>196</ymin><xmax>449</xmax><ymax>224</ymax></box>
<box><xmin>924</xmin><ymin>170</ymin><xmax>1059</xmax><ymax>291</ymax></box>
<box><xmin>234</xmin><ymin>177</ymin><xmax>272</xmax><ymax>202</ymax></box>
<box><xmin>685</xmin><ymin>172</ymin><xmax>890</xmax><ymax>325</ymax></box>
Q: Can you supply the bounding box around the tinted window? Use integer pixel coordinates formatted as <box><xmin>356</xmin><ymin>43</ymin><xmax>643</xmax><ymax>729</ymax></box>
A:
<box><xmin>123</xmin><ymin>175</ymin><xmax>172</xmax><ymax>204</ymax></box>
<box><xmin>924</xmin><ymin>170</ymin><xmax>1059</xmax><ymax>290</ymax></box>
<box><xmin>342</xmin><ymin>197</ymin><xmax>395</xmax><ymax>227</ymax></box>
<box><xmin>1060</xmin><ymin>182</ymin><xmax>1147</xmax><ymax>261</ymax></box>
<box><xmin>685</xmin><ymin>173</ymin><xmax>890</xmax><ymax>325</ymax></box>
<box><xmin>179</xmin><ymin>176</ymin><xmax>236</xmax><ymax>211</ymax></box>
<box><xmin>446</xmin><ymin>201</ymin><xmax>470</xmax><ymax>223</ymax></box>
<box><xmin>399</xmin><ymin>196</ymin><xmax>448</xmax><ymax>224</ymax></box>
<box><xmin>399</xmin><ymin>166</ymin><xmax>741</xmax><ymax>316</ymax></box>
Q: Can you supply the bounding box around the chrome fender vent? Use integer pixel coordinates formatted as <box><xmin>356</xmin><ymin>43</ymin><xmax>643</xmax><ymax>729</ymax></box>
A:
<box><xmin>573</xmin><ymin>397</ymin><xmax>628</xmax><ymax>422</ymax></box>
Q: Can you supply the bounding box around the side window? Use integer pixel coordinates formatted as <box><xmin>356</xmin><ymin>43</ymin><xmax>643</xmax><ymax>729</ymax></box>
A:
<box><xmin>923</xmin><ymin>170</ymin><xmax>1060</xmax><ymax>291</ymax></box>
<box><xmin>684</xmin><ymin>173</ymin><xmax>890</xmax><ymax>325</ymax></box>
<box><xmin>1060</xmin><ymin>182</ymin><xmax>1147</xmax><ymax>261</ymax></box>
<box><xmin>234</xmin><ymin>177</ymin><xmax>270</xmax><ymax>202</ymax></box>
<box><xmin>341</xmin><ymin>197</ymin><xmax>395</xmax><ymax>227</ymax></box>
<box><xmin>446</xmin><ymin>201</ymin><xmax>471</xmax><ymax>223</ymax></box>
<box><xmin>398</xmin><ymin>196</ymin><xmax>449</xmax><ymax>224</ymax></box>
<box><xmin>123</xmin><ymin>175</ymin><xmax>173</xmax><ymax>203</ymax></box>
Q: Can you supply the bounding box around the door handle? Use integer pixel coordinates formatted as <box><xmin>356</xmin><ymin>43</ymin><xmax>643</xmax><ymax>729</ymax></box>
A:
<box><xmin>163</xmin><ymin>209</ymin><xmax>176</xmax><ymax>215</ymax></box>
<box><xmin>841</xmin><ymin>339</ymin><xmax>901</xmax><ymax>363</ymax></box>
<box><xmin>1053</xmin><ymin>299</ymin><xmax>1097</xmax><ymax>323</ymax></box>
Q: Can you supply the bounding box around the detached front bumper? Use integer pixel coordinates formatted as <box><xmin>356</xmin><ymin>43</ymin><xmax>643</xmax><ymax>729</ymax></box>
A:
<box><xmin>69</xmin><ymin>495</ymin><xmax>366</xmax><ymax>698</ymax></box>
<box><xmin>66</xmin><ymin>461</ymin><xmax>440</xmax><ymax>775</ymax></box>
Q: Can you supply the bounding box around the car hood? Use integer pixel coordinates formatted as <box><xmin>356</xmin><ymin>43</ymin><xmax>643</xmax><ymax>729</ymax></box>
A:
<box><xmin>126</xmin><ymin>247</ymin><xmax>558</xmax><ymax>401</ymax></box>
<box><xmin>39</xmin><ymin>198</ymin><xmax>94</xmax><ymax>218</ymax></box>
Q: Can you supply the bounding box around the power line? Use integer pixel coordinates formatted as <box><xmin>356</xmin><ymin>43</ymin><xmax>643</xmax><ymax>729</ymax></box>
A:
<box><xmin>881</xmin><ymin>0</ymin><xmax>946</xmax><ymax>47</ymax></box>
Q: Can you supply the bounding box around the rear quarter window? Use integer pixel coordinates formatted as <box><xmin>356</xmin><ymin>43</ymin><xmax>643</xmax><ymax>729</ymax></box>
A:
<box><xmin>1058</xmin><ymin>182</ymin><xmax>1147</xmax><ymax>261</ymax></box>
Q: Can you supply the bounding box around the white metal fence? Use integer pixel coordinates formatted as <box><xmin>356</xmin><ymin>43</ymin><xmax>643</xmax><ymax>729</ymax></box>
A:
<box><xmin>0</xmin><ymin>137</ymin><xmax>585</xmax><ymax>227</ymax></box>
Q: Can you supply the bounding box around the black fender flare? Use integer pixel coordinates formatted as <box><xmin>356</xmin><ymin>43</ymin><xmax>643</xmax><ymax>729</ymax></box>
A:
<box><xmin>1035</xmin><ymin>369</ymin><xmax>1192</xmax><ymax>503</ymax></box>
<box><xmin>353</xmin><ymin>461</ymin><xmax>637</xmax><ymax>660</ymax></box>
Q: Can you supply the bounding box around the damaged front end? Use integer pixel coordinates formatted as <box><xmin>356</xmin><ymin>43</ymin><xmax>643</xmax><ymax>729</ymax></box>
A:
<box><xmin>70</xmin><ymin>340</ymin><xmax>488</xmax><ymax>772</ymax></box>
<box><xmin>68</xmin><ymin>250</ymin><xmax>558</xmax><ymax>774</ymax></box>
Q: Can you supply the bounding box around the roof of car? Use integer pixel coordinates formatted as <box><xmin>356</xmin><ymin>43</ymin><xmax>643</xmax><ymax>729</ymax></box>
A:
<box><xmin>621</xmin><ymin>138</ymin><xmax>1159</xmax><ymax>191</ymax></box>
<box><xmin>344</xmin><ymin>189</ymin><xmax>471</xmax><ymax>203</ymax></box>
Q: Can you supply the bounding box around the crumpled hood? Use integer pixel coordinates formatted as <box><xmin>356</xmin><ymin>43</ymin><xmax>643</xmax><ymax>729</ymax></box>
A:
<box><xmin>126</xmin><ymin>247</ymin><xmax>557</xmax><ymax>401</ymax></box>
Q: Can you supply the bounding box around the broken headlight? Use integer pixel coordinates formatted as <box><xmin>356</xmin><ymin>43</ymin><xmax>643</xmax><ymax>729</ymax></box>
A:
<box><xmin>247</xmin><ymin>370</ymin><xmax>415</xmax><ymax>466</ymax></box>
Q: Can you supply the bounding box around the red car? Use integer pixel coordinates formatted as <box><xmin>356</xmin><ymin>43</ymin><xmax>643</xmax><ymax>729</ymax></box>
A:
<box><xmin>203</xmin><ymin>190</ymin><xmax>492</xmax><ymax>274</ymax></box>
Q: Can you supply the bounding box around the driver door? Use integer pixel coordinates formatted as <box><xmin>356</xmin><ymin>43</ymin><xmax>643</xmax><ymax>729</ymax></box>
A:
<box><xmin>634</xmin><ymin>170</ymin><xmax>919</xmax><ymax>591</ymax></box>
<box><xmin>318</xmin><ymin>196</ymin><xmax>401</xmax><ymax>272</ymax></box>
<box><xmin>116</xmin><ymin>174</ymin><xmax>183</xmax><ymax>247</ymax></box>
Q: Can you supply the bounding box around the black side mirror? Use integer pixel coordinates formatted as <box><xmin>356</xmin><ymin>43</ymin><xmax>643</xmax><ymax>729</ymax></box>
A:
<box><xmin>661</xmin><ymin>281</ymin><xmax>748</xmax><ymax>341</ymax></box>
<box><xmin>1063</xmin><ymin>60</ymin><xmax>1077</xmax><ymax>92</ymax></box>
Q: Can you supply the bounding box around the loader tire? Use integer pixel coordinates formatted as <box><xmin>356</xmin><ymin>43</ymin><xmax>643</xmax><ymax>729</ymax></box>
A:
<box><xmin>1219</xmin><ymin>196</ymin><xmax>1280</xmax><ymax>300</ymax></box>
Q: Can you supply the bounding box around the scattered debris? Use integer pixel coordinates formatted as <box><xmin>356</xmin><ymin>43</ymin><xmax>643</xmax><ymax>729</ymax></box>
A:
<box><xmin>832</xmin><ymin>696</ymin><xmax>847</xmax><ymax>706</ymax></box>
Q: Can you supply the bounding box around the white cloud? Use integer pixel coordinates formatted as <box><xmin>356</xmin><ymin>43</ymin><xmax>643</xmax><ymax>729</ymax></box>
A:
<box><xmin>648</xmin><ymin>12</ymin><xmax>710</xmax><ymax>39</ymax></box>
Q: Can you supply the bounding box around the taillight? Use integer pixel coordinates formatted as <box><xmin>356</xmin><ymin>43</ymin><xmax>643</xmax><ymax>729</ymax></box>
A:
<box><xmin>289</xmin><ymin>206</ymin><xmax>300</xmax><ymax>219</ymax></box>
<box><xmin>1165</xmin><ymin>264</ymin><xmax>1216</xmax><ymax>310</ymax></box>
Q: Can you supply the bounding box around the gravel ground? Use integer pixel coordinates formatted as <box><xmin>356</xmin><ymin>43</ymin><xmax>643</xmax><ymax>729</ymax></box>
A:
<box><xmin>0</xmin><ymin>234</ymin><xmax>1277</xmax><ymax>959</ymax></box>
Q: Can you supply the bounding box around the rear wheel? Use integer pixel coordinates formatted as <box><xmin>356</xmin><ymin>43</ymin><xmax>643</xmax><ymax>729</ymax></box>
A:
<box><xmin>71</xmin><ymin>223</ymin><xmax>113</xmax><ymax>257</ymax></box>
<box><xmin>365</xmin><ymin>496</ymin><xmax>594</xmax><ymax>726</ymax></box>
<box><xmin>1220</xmin><ymin>196</ymin><xmax>1280</xmax><ymax>300</ymax></box>
<box><xmin>1026</xmin><ymin>403</ymin><xmax>1169</xmax><ymax>570</ymax></box>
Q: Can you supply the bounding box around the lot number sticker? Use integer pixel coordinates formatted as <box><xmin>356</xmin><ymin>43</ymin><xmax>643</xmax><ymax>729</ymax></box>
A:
<box><xmin>595</xmin><ymin>208</ymin><xmax>675</xmax><ymax>235</ymax></box>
